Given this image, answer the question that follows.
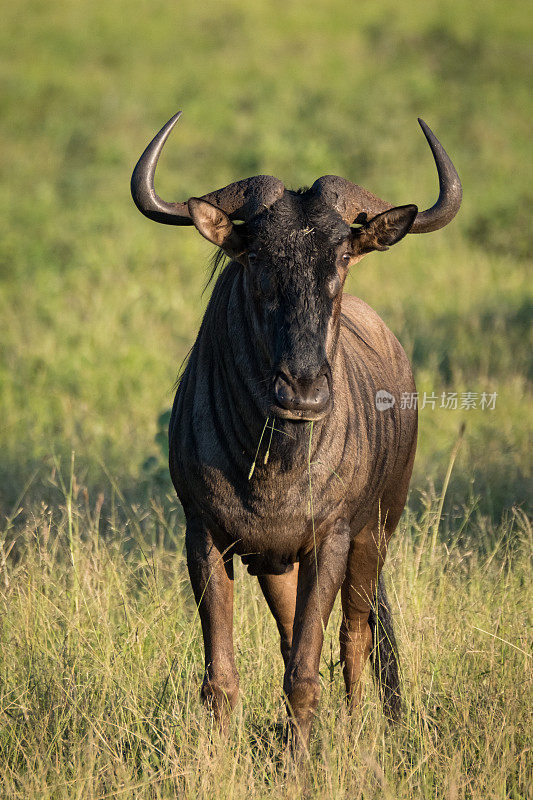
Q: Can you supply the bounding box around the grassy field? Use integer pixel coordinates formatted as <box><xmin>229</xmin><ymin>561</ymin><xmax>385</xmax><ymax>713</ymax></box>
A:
<box><xmin>1</xmin><ymin>488</ymin><xmax>531</xmax><ymax>798</ymax></box>
<box><xmin>1</xmin><ymin>0</ymin><xmax>532</xmax><ymax>796</ymax></box>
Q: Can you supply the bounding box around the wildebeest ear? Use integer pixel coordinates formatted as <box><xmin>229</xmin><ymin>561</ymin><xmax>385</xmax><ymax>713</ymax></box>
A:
<box><xmin>187</xmin><ymin>198</ymin><xmax>244</xmax><ymax>256</ymax></box>
<box><xmin>355</xmin><ymin>205</ymin><xmax>418</xmax><ymax>253</ymax></box>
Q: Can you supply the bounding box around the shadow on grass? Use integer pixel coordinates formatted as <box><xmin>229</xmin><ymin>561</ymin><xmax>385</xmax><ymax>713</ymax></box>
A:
<box><xmin>401</xmin><ymin>296</ymin><xmax>533</xmax><ymax>383</ymax></box>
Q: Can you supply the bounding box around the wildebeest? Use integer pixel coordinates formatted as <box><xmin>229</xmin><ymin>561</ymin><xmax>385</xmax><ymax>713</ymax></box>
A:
<box><xmin>131</xmin><ymin>113</ymin><xmax>461</xmax><ymax>749</ymax></box>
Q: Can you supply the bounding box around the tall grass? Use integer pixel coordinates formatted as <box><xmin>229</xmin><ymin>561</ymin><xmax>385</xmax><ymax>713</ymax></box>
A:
<box><xmin>1</xmin><ymin>0</ymin><xmax>531</xmax><ymax>794</ymax></box>
<box><xmin>1</xmin><ymin>475</ymin><xmax>531</xmax><ymax>798</ymax></box>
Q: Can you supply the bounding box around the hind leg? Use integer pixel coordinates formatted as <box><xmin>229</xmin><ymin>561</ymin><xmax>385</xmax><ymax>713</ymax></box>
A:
<box><xmin>340</xmin><ymin>517</ymin><xmax>388</xmax><ymax>710</ymax></box>
<box><xmin>340</xmin><ymin>493</ymin><xmax>407</xmax><ymax>710</ymax></box>
<box><xmin>341</xmin><ymin>429</ymin><xmax>416</xmax><ymax>715</ymax></box>
<box><xmin>258</xmin><ymin>566</ymin><xmax>299</xmax><ymax>668</ymax></box>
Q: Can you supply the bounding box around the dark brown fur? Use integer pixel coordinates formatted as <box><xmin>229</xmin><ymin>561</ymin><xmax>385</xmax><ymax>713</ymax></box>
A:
<box><xmin>168</xmin><ymin>191</ymin><xmax>417</xmax><ymax>748</ymax></box>
<box><xmin>131</xmin><ymin>113</ymin><xmax>461</xmax><ymax>752</ymax></box>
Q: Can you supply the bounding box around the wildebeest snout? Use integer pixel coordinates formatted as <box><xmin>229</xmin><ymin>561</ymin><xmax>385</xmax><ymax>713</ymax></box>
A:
<box><xmin>273</xmin><ymin>368</ymin><xmax>331</xmax><ymax>419</ymax></box>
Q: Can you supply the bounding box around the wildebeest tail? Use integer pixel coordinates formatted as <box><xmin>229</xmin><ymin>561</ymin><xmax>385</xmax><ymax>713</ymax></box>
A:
<box><xmin>368</xmin><ymin>573</ymin><xmax>401</xmax><ymax>720</ymax></box>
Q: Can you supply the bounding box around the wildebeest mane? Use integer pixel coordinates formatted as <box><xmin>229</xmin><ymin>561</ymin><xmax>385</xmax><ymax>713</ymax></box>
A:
<box><xmin>204</xmin><ymin>246</ymin><xmax>231</xmax><ymax>294</ymax></box>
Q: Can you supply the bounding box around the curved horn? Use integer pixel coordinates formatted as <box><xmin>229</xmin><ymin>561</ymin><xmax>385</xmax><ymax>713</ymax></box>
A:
<box><xmin>131</xmin><ymin>112</ymin><xmax>285</xmax><ymax>226</ymax></box>
<box><xmin>311</xmin><ymin>119</ymin><xmax>462</xmax><ymax>233</ymax></box>
<box><xmin>409</xmin><ymin>118</ymin><xmax>462</xmax><ymax>233</ymax></box>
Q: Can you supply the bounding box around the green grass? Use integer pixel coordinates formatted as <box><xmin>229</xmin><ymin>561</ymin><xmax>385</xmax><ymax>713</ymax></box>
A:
<box><xmin>1</xmin><ymin>485</ymin><xmax>531</xmax><ymax>798</ymax></box>
<box><xmin>1</xmin><ymin>0</ymin><xmax>532</xmax><ymax>794</ymax></box>
<box><xmin>0</xmin><ymin>0</ymin><xmax>531</xmax><ymax>515</ymax></box>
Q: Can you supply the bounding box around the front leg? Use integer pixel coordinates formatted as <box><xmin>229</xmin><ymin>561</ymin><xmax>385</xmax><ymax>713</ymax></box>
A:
<box><xmin>283</xmin><ymin>519</ymin><xmax>351</xmax><ymax>750</ymax></box>
<box><xmin>185</xmin><ymin>521</ymin><xmax>239</xmax><ymax>730</ymax></box>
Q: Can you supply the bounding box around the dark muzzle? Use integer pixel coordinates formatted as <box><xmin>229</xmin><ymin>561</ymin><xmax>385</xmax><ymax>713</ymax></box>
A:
<box><xmin>272</xmin><ymin>369</ymin><xmax>331</xmax><ymax>420</ymax></box>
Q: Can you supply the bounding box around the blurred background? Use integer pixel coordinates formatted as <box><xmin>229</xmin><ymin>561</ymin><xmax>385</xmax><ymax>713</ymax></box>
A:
<box><xmin>1</xmin><ymin>0</ymin><xmax>531</xmax><ymax>522</ymax></box>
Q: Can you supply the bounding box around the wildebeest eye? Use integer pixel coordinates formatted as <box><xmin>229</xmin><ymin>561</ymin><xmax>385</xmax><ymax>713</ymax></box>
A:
<box><xmin>341</xmin><ymin>253</ymin><xmax>351</xmax><ymax>265</ymax></box>
<box><xmin>325</xmin><ymin>273</ymin><xmax>341</xmax><ymax>299</ymax></box>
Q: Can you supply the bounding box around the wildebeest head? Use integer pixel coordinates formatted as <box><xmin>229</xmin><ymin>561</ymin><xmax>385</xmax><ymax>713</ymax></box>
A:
<box><xmin>132</xmin><ymin>113</ymin><xmax>461</xmax><ymax>421</ymax></box>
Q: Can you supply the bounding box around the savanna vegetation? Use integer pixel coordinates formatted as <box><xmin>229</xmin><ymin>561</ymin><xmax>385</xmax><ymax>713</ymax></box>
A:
<box><xmin>1</xmin><ymin>0</ymin><xmax>531</xmax><ymax>797</ymax></box>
